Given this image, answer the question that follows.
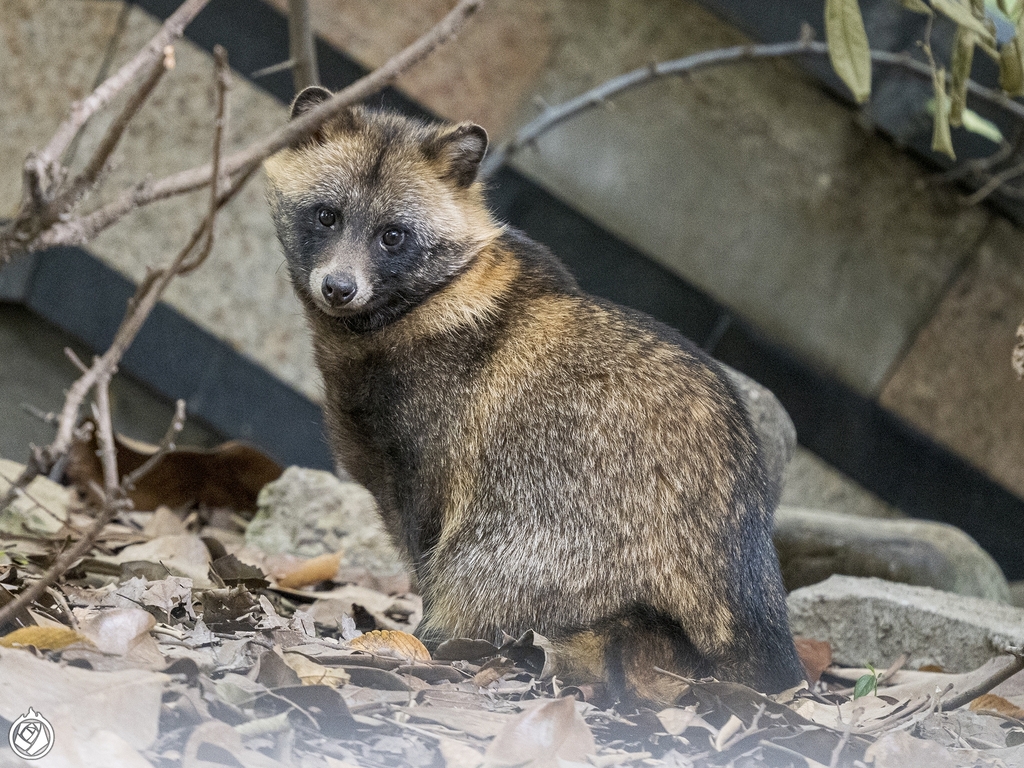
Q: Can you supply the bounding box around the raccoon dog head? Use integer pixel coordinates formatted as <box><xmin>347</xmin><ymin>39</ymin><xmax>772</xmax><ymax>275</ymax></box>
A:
<box><xmin>264</xmin><ymin>87</ymin><xmax>497</xmax><ymax>332</ymax></box>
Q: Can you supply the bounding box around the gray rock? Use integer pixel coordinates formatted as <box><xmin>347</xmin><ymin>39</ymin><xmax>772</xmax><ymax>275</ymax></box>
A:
<box><xmin>720</xmin><ymin>365</ymin><xmax>796</xmax><ymax>489</ymax></box>
<box><xmin>247</xmin><ymin>466</ymin><xmax>406</xmax><ymax>576</ymax></box>
<box><xmin>774</xmin><ymin>506</ymin><xmax>1011</xmax><ymax>603</ymax></box>
<box><xmin>787</xmin><ymin>575</ymin><xmax>1024</xmax><ymax>672</ymax></box>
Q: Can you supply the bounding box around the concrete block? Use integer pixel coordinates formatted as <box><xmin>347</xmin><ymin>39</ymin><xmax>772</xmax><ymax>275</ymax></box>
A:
<box><xmin>503</xmin><ymin>1</ymin><xmax>990</xmax><ymax>395</ymax></box>
<box><xmin>247</xmin><ymin>466</ymin><xmax>406</xmax><ymax>576</ymax></box>
<box><xmin>775</xmin><ymin>507</ymin><xmax>1010</xmax><ymax>602</ymax></box>
<box><xmin>787</xmin><ymin>575</ymin><xmax>1024</xmax><ymax>672</ymax></box>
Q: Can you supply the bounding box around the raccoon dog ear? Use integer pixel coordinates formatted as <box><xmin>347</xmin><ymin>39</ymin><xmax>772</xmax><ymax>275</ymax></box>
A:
<box><xmin>290</xmin><ymin>86</ymin><xmax>333</xmax><ymax>119</ymax></box>
<box><xmin>426</xmin><ymin>123</ymin><xmax>488</xmax><ymax>188</ymax></box>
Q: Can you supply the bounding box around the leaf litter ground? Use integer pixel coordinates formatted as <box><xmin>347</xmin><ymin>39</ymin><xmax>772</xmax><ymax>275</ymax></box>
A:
<box><xmin>1</xmin><ymin>456</ymin><xmax>1024</xmax><ymax>768</ymax></box>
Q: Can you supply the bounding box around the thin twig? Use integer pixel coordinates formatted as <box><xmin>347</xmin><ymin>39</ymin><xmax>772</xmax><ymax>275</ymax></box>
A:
<box><xmin>35</xmin><ymin>0</ymin><xmax>210</xmax><ymax>181</ymax></box>
<box><xmin>940</xmin><ymin>654</ymin><xmax>1024</xmax><ymax>710</ymax></box>
<box><xmin>288</xmin><ymin>0</ymin><xmax>320</xmax><ymax>91</ymax></box>
<box><xmin>180</xmin><ymin>44</ymin><xmax>231</xmax><ymax>276</ymax></box>
<box><xmin>64</xmin><ymin>347</ymin><xmax>90</xmax><ymax>374</ymax></box>
<box><xmin>829</xmin><ymin>706</ymin><xmax>859</xmax><ymax>768</ymax></box>
<box><xmin>60</xmin><ymin>46</ymin><xmax>173</xmax><ymax>212</ymax></box>
<box><xmin>123</xmin><ymin>399</ymin><xmax>186</xmax><ymax>489</ymax></box>
<box><xmin>480</xmin><ymin>39</ymin><xmax>1024</xmax><ymax>178</ymax></box>
<box><xmin>92</xmin><ymin>370</ymin><xmax>119</xmax><ymax>496</ymax></box>
<box><xmin>0</xmin><ymin>50</ymin><xmax>238</xmax><ymax>513</ymax></box>
<box><xmin>62</xmin><ymin>2</ymin><xmax>132</xmax><ymax>170</ymax></box>
<box><xmin>20</xmin><ymin>404</ymin><xmax>58</xmax><ymax>425</ymax></box>
<box><xmin>19</xmin><ymin>0</ymin><xmax>483</xmax><ymax>254</ymax></box>
<box><xmin>963</xmin><ymin>158</ymin><xmax>1024</xmax><ymax>203</ymax></box>
<box><xmin>0</xmin><ymin>498</ymin><xmax>126</xmax><ymax>629</ymax></box>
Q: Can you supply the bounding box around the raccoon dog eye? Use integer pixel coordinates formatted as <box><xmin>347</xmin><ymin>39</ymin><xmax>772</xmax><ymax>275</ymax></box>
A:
<box><xmin>317</xmin><ymin>208</ymin><xmax>337</xmax><ymax>228</ymax></box>
<box><xmin>381</xmin><ymin>228</ymin><xmax>405</xmax><ymax>249</ymax></box>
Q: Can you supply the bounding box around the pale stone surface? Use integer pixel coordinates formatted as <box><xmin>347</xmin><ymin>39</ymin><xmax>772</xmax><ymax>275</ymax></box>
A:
<box><xmin>780</xmin><ymin>446</ymin><xmax>903</xmax><ymax>518</ymax></box>
<box><xmin>774</xmin><ymin>506</ymin><xmax>1010</xmax><ymax>602</ymax></box>
<box><xmin>1011</xmin><ymin>581</ymin><xmax>1024</xmax><ymax>608</ymax></box>
<box><xmin>787</xmin><ymin>575</ymin><xmax>1024</xmax><ymax>672</ymax></box>
<box><xmin>880</xmin><ymin>217</ymin><xmax>1024</xmax><ymax>501</ymax></box>
<box><xmin>0</xmin><ymin>0</ymin><xmax>126</xmax><ymax>216</ymax></box>
<box><xmin>247</xmin><ymin>466</ymin><xmax>406</xmax><ymax>575</ymax></box>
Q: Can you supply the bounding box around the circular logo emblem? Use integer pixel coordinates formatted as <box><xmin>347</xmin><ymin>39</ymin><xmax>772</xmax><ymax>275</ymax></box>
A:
<box><xmin>8</xmin><ymin>708</ymin><xmax>54</xmax><ymax>760</ymax></box>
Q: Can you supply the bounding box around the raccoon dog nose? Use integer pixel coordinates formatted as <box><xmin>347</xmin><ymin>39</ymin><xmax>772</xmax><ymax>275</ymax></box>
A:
<box><xmin>322</xmin><ymin>274</ymin><xmax>357</xmax><ymax>306</ymax></box>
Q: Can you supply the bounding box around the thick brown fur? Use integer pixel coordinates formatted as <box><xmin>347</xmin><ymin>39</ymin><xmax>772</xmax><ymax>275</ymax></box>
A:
<box><xmin>265</xmin><ymin>89</ymin><xmax>805</xmax><ymax>706</ymax></box>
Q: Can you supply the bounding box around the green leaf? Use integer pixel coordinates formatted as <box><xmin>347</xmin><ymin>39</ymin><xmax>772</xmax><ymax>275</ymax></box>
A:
<box><xmin>962</xmin><ymin>107</ymin><xmax>1005</xmax><ymax>142</ymax></box>
<box><xmin>950</xmin><ymin>27</ymin><xmax>976</xmax><ymax>125</ymax></box>
<box><xmin>994</xmin><ymin>0</ymin><xmax>1023</xmax><ymax>23</ymax></box>
<box><xmin>931</xmin><ymin>68</ymin><xmax>957</xmax><ymax>160</ymax></box>
<box><xmin>853</xmin><ymin>672</ymin><xmax>877</xmax><ymax>698</ymax></box>
<box><xmin>929</xmin><ymin>93</ymin><xmax>1005</xmax><ymax>145</ymax></box>
<box><xmin>853</xmin><ymin>664</ymin><xmax>879</xmax><ymax>699</ymax></box>
<box><xmin>932</xmin><ymin>0</ymin><xmax>998</xmax><ymax>47</ymax></box>
<box><xmin>825</xmin><ymin>0</ymin><xmax>873</xmax><ymax>103</ymax></box>
<box><xmin>902</xmin><ymin>0</ymin><xmax>935</xmax><ymax>13</ymax></box>
<box><xmin>1000</xmin><ymin>38</ymin><xmax>1024</xmax><ymax>94</ymax></box>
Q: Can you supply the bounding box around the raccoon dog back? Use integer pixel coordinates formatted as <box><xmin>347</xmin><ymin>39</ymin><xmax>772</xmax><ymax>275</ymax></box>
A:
<box><xmin>265</xmin><ymin>88</ymin><xmax>805</xmax><ymax>705</ymax></box>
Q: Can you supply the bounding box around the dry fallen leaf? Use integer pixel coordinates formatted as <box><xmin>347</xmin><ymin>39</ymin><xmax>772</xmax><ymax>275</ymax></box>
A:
<box><xmin>77</xmin><ymin>608</ymin><xmax>159</xmax><ymax>657</ymax></box>
<box><xmin>397</xmin><ymin>706</ymin><xmax>514</xmax><ymax>740</ymax></box>
<box><xmin>0</xmin><ymin>626</ymin><xmax>92</xmax><ymax>651</ymax></box>
<box><xmin>349</xmin><ymin>629</ymin><xmax>431</xmax><ymax>662</ymax></box>
<box><xmin>0</xmin><ymin>646</ymin><xmax>166</xmax><ymax>754</ymax></box>
<box><xmin>99</xmin><ymin>533</ymin><xmax>213</xmax><ymax>587</ymax></box>
<box><xmin>282</xmin><ymin>651</ymin><xmax>350</xmax><ymax>688</ymax></box>
<box><xmin>970</xmin><ymin>693</ymin><xmax>1024</xmax><ymax>720</ymax></box>
<box><xmin>656</xmin><ymin>706</ymin><xmax>702</xmax><ymax>737</ymax></box>
<box><xmin>438</xmin><ymin>737</ymin><xmax>485</xmax><ymax>768</ymax></box>
<box><xmin>277</xmin><ymin>550</ymin><xmax>343</xmax><ymax>589</ymax></box>
<box><xmin>0</xmin><ymin>458</ymin><xmax>75</xmax><ymax>538</ymax></box>
<box><xmin>67</xmin><ymin>423</ymin><xmax>282</xmax><ymax>512</ymax></box>
<box><xmin>305</xmin><ymin>585</ymin><xmax>422</xmax><ymax>632</ymax></box>
<box><xmin>182</xmin><ymin>720</ymin><xmax>283</xmax><ymax>768</ymax></box>
<box><xmin>863</xmin><ymin>729</ymin><xmax>958</xmax><ymax>768</ymax></box>
<box><xmin>483</xmin><ymin>697</ymin><xmax>596</xmax><ymax>768</ymax></box>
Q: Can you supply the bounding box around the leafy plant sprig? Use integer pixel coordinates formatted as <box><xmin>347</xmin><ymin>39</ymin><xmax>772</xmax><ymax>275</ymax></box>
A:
<box><xmin>825</xmin><ymin>0</ymin><xmax>1024</xmax><ymax>159</ymax></box>
<box><xmin>853</xmin><ymin>662</ymin><xmax>880</xmax><ymax>698</ymax></box>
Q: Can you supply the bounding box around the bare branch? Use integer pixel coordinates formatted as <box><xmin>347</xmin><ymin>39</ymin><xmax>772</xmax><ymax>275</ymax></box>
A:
<box><xmin>22</xmin><ymin>0</ymin><xmax>484</xmax><ymax>253</ymax></box>
<box><xmin>2</xmin><ymin>49</ymin><xmax>243</xmax><ymax>510</ymax></box>
<box><xmin>64</xmin><ymin>347</ymin><xmax>90</xmax><ymax>374</ymax></box>
<box><xmin>180</xmin><ymin>44</ymin><xmax>232</xmax><ymax>277</ymax></box>
<box><xmin>288</xmin><ymin>0</ymin><xmax>320</xmax><ymax>91</ymax></box>
<box><xmin>60</xmin><ymin>46</ymin><xmax>173</xmax><ymax>211</ymax></box>
<box><xmin>963</xmin><ymin>158</ymin><xmax>1024</xmax><ymax>204</ymax></box>
<box><xmin>480</xmin><ymin>39</ymin><xmax>1024</xmax><ymax>178</ymax></box>
<box><xmin>0</xmin><ymin>497</ymin><xmax>126</xmax><ymax>630</ymax></box>
<box><xmin>123</xmin><ymin>400</ymin><xmax>187</xmax><ymax>490</ymax></box>
<box><xmin>37</xmin><ymin>0</ymin><xmax>210</xmax><ymax>176</ymax></box>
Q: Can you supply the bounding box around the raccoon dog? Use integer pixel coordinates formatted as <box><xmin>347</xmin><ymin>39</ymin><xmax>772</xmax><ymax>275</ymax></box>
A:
<box><xmin>265</xmin><ymin>87</ymin><xmax>805</xmax><ymax>704</ymax></box>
